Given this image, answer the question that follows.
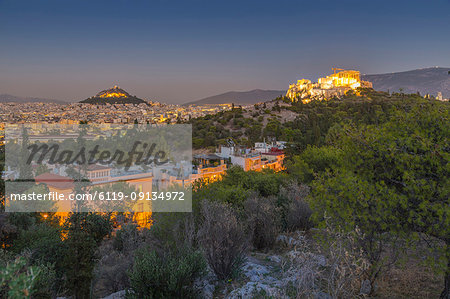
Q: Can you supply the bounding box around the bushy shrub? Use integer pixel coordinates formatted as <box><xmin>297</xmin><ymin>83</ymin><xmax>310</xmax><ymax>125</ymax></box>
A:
<box><xmin>0</xmin><ymin>214</ymin><xmax>19</xmax><ymax>249</ymax></box>
<box><xmin>0</xmin><ymin>256</ymin><xmax>40</xmax><ymax>299</ymax></box>
<box><xmin>93</xmin><ymin>224</ymin><xmax>149</xmax><ymax>298</ymax></box>
<box><xmin>94</xmin><ymin>213</ymin><xmax>201</xmax><ymax>298</ymax></box>
<box><xmin>278</xmin><ymin>182</ymin><xmax>312</xmax><ymax>231</ymax></box>
<box><xmin>150</xmin><ymin>212</ymin><xmax>197</xmax><ymax>250</ymax></box>
<box><xmin>197</xmin><ymin>200</ymin><xmax>248</xmax><ymax>279</ymax></box>
<box><xmin>1</xmin><ymin>249</ymin><xmax>57</xmax><ymax>298</ymax></box>
<box><xmin>127</xmin><ymin>246</ymin><xmax>206</xmax><ymax>298</ymax></box>
<box><xmin>244</xmin><ymin>195</ymin><xmax>280</xmax><ymax>250</ymax></box>
<box><xmin>31</xmin><ymin>262</ymin><xmax>57</xmax><ymax>299</ymax></box>
<box><xmin>199</xmin><ymin>166</ymin><xmax>286</xmax><ymax>206</ymax></box>
<box><xmin>13</xmin><ymin>223</ymin><xmax>64</xmax><ymax>266</ymax></box>
<box><xmin>61</xmin><ymin>213</ymin><xmax>112</xmax><ymax>299</ymax></box>
<box><xmin>285</xmin><ymin>196</ymin><xmax>312</xmax><ymax>231</ymax></box>
<box><xmin>113</xmin><ymin>223</ymin><xmax>143</xmax><ymax>254</ymax></box>
<box><xmin>287</xmin><ymin>146</ymin><xmax>342</xmax><ymax>183</ymax></box>
<box><xmin>92</xmin><ymin>244</ymin><xmax>132</xmax><ymax>298</ymax></box>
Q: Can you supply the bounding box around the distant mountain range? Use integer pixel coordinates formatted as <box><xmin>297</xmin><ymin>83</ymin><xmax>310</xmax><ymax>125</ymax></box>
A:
<box><xmin>362</xmin><ymin>67</ymin><xmax>450</xmax><ymax>98</ymax></box>
<box><xmin>0</xmin><ymin>94</ymin><xmax>67</xmax><ymax>104</ymax></box>
<box><xmin>183</xmin><ymin>89</ymin><xmax>285</xmax><ymax>106</ymax></box>
<box><xmin>184</xmin><ymin>67</ymin><xmax>450</xmax><ymax>105</ymax></box>
<box><xmin>2</xmin><ymin>67</ymin><xmax>449</xmax><ymax>105</ymax></box>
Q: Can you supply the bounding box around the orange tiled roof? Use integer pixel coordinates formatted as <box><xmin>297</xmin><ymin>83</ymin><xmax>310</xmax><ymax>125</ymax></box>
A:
<box><xmin>35</xmin><ymin>173</ymin><xmax>74</xmax><ymax>190</ymax></box>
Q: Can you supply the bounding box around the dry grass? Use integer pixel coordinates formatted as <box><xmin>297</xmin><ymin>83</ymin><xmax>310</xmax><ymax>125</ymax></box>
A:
<box><xmin>281</xmin><ymin>230</ymin><xmax>444</xmax><ymax>299</ymax></box>
<box><xmin>374</xmin><ymin>259</ymin><xmax>442</xmax><ymax>298</ymax></box>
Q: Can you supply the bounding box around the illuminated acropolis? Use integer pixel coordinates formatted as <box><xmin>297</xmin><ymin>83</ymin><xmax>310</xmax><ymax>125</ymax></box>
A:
<box><xmin>286</xmin><ymin>68</ymin><xmax>373</xmax><ymax>102</ymax></box>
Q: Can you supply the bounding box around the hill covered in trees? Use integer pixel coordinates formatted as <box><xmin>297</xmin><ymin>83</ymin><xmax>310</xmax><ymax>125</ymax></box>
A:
<box><xmin>189</xmin><ymin>88</ymin><xmax>443</xmax><ymax>152</ymax></box>
<box><xmin>80</xmin><ymin>85</ymin><xmax>148</xmax><ymax>105</ymax></box>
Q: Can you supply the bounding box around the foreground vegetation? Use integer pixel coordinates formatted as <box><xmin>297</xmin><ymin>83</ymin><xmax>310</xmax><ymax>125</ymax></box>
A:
<box><xmin>0</xmin><ymin>90</ymin><xmax>449</xmax><ymax>298</ymax></box>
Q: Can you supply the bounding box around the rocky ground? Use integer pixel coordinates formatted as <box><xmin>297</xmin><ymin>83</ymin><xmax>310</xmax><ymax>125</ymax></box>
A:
<box><xmin>98</xmin><ymin>230</ymin><xmax>442</xmax><ymax>299</ymax></box>
<box><xmin>195</xmin><ymin>231</ymin><xmax>339</xmax><ymax>299</ymax></box>
<box><xmin>194</xmin><ymin>231</ymin><xmax>443</xmax><ymax>299</ymax></box>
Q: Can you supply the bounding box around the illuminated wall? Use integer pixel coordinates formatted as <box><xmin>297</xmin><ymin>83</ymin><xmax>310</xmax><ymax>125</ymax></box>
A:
<box><xmin>286</xmin><ymin>69</ymin><xmax>373</xmax><ymax>101</ymax></box>
<box><xmin>98</xmin><ymin>92</ymin><xmax>127</xmax><ymax>98</ymax></box>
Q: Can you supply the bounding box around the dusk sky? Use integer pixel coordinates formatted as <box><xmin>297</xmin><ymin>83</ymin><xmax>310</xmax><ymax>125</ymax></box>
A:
<box><xmin>1</xmin><ymin>0</ymin><xmax>449</xmax><ymax>103</ymax></box>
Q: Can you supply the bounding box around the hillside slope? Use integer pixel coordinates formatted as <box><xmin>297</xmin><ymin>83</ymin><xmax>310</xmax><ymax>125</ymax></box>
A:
<box><xmin>362</xmin><ymin>67</ymin><xmax>450</xmax><ymax>98</ymax></box>
<box><xmin>184</xmin><ymin>89</ymin><xmax>285</xmax><ymax>106</ymax></box>
<box><xmin>79</xmin><ymin>86</ymin><xmax>148</xmax><ymax>105</ymax></box>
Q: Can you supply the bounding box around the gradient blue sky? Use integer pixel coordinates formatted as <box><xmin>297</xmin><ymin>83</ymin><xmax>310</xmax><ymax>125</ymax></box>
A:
<box><xmin>1</xmin><ymin>0</ymin><xmax>449</xmax><ymax>103</ymax></box>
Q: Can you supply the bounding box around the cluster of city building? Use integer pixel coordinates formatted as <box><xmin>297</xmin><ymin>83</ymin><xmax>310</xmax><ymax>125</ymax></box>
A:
<box><xmin>2</xmin><ymin>139</ymin><xmax>286</xmax><ymax>227</ymax></box>
<box><xmin>286</xmin><ymin>68</ymin><xmax>373</xmax><ymax>102</ymax></box>
<box><xmin>1</xmin><ymin>86</ymin><xmax>287</xmax><ymax>227</ymax></box>
<box><xmin>3</xmin><ymin>140</ymin><xmax>286</xmax><ymax>189</ymax></box>
<box><xmin>190</xmin><ymin>141</ymin><xmax>286</xmax><ymax>182</ymax></box>
<box><xmin>0</xmin><ymin>101</ymin><xmax>231</xmax><ymax>125</ymax></box>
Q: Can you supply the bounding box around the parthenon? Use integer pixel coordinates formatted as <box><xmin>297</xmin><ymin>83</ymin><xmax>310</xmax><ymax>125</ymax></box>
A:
<box><xmin>286</xmin><ymin>68</ymin><xmax>373</xmax><ymax>102</ymax></box>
